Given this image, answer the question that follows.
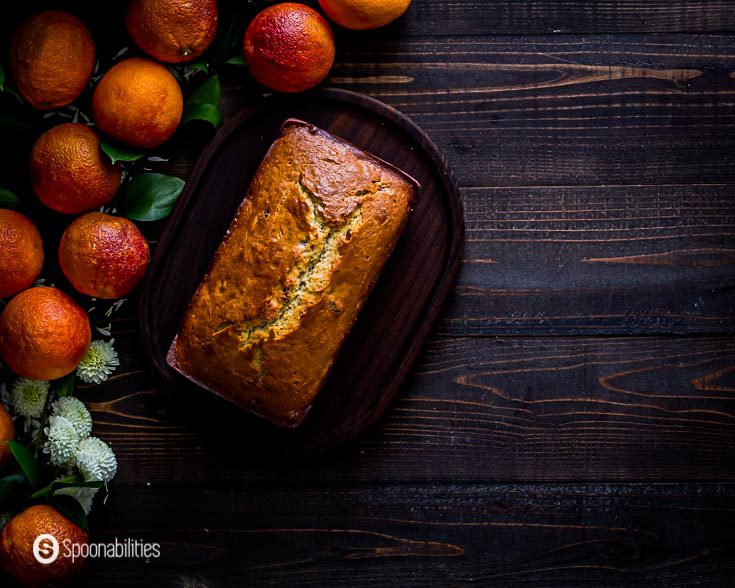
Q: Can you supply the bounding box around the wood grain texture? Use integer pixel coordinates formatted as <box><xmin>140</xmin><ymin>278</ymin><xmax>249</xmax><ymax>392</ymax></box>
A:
<box><xmin>79</xmin><ymin>334</ymin><xmax>735</xmax><ymax>484</ymax></box>
<box><xmin>372</xmin><ymin>1</ymin><xmax>735</xmax><ymax>36</ymax></box>
<box><xmin>79</xmin><ymin>483</ymin><xmax>735</xmax><ymax>586</ymax></box>
<box><xmin>326</xmin><ymin>35</ymin><xmax>735</xmax><ymax>187</ymax></box>
<box><xmin>443</xmin><ymin>184</ymin><xmax>735</xmax><ymax>335</ymax></box>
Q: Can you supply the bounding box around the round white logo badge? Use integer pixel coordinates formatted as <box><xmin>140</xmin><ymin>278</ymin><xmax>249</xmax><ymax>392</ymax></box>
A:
<box><xmin>33</xmin><ymin>533</ymin><xmax>59</xmax><ymax>565</ymax></box>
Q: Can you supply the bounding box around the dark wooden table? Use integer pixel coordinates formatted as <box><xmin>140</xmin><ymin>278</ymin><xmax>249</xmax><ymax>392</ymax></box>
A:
<box><xmin>5</xmin><ymin>1</ymin><xmax>735</xmax><ymax>585</ymax></box>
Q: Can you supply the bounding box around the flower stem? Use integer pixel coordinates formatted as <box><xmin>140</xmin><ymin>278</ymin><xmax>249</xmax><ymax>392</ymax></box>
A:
<box><xmin>28</xmin><ymin>474</ymin><xmax>80</xmax><ymax>500</ymax></box>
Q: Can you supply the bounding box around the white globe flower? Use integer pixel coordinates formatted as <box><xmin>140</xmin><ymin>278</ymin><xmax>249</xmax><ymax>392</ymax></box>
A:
<box><xmin>76</xmin><ymin>339</ymin><xmax>119</xmax><ymax>385</ymax></box>
<box><xmin>76</xmin><ymin>437</ymin><xmax>117</xmax><ymax>483</ymax></box>
<box><xmin>54</xmin><ymin>486</ymin><xmax>99</xmax><ymax>515</ymax></box>
<box><xmin>52</xmin><ymin>397</ymin><xmax>93</xmax><ymax>438</ymax></box>
<box><xmin>11</xmin><ymin>379</ymin><xmax>49</xmax><ymax>418</ymax></box>
<box><xmin>44</xmin><ymin>415</ymin><xmax>82</xmax><ymax>467</ymax></box>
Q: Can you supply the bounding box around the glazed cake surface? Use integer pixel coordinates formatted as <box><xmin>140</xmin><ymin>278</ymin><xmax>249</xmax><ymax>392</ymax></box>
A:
<box><xmin>168</xmin><ymin>121</ymin><xmax>417</xmax><ymax>427</ymax></box>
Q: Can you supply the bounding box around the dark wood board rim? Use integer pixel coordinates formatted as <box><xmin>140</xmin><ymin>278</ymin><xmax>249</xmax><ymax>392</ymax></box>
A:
<box><xmin>138</xmin><ymin>87</ymin><xmax>465</xmax><ymax>453</ymax></box>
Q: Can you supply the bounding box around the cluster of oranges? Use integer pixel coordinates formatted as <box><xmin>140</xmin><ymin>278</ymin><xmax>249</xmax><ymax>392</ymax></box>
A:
<box><xmin>0</xmin><ymin>2</ymin><xmax>193</xmax><ymax>387</ymax></box>
<box><xmin>0</xmin><ymin>0</ymin><xmax>411</xmax><ymax>584</ymax></box>
<box><xmin>1</xmin><ymin>0</ymin><xmax>412</xmax><ymax>384</ymax></box>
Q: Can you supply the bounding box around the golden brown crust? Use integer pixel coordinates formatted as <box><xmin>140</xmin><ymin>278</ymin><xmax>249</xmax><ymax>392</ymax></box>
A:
<box><xmin>168</xmin><ymin>122</ymin><xmax>416</xmax><ymax>426</ymax></box>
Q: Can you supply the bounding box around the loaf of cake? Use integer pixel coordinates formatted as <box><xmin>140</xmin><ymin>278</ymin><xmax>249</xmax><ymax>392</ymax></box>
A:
<box><xmin>167</xmin><ymin>120</ymin><xmax>418</xmax><ymax>427</ymax></box>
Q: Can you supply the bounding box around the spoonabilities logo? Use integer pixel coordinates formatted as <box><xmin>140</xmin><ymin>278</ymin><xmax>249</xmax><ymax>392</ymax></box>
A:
<box><xmin>33</xmin><ymin>533</ymin><xmax>60</xmax><ymax>565</ymax></box>
<box><xmin>32</xmin><ymin>533</ymin><xmax>160</xmax><ymax>564</ymax></box>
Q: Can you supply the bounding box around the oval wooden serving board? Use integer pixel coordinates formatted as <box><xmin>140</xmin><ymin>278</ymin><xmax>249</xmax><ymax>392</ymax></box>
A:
<box><xmin>139</xmin><ymin>88</ymin><xmax>464</xmax><ymax>455</ymax></box>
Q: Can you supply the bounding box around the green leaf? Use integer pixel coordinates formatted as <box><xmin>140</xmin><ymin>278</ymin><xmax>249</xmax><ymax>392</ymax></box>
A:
<box><xmin>0</xmin><ymin>473</ymin><xmax>28</xmax><ymax>503</ymax></box>
<box><xmin>121</xmin><ymin>173</ymin><xmax>185</xmax><ymax>222</ymax></box>
<box><xmin>225</xmin><ymin>54</ymin><xmax>245</xmax><ymax>66</ymax></box>
<box><xmin>187</xmin><ymin>74</ymin><xmax>221</xmax><ymax>107</ymax></box>
<box><xmin>0</xmin><ymin>65</ymin><xmax>5</xmax><ymax>91</ymax></box>
<box><xmin>100</xmin><ymin>139</ymin><xmax>145</xmax><ymax>165</ymax></box>
<box><xmin>0</xmin><ymin>189</ymin><xmax>22</xmax><ymax>209</ymax></box>
<box><xmin>7</xmin><ymin>442</ymin><xmax>39</xmax><ymax>489</ymax></box>
<box><xmin>183</xmin><ymin>75</ymin><xmax>223</xmax><ymax>128</ymax></box>
<box><xmin>53</xmin><ymin>373</ymin><xmax>76</xmax><ymax>398</ymax></box>
<box><xmin>182</xmin><ymin>103</ymin><xmax>223</xmax><ymax>128</ymax></box>
<box><xmin>30</xmin><ymin>476</ymin><xmax>104</xmax><ymax>500</ymax></box>
<box><xmin>52</xmin><ymin>494</ymin><xmax>88</xmax><ymax>530</ymax></box>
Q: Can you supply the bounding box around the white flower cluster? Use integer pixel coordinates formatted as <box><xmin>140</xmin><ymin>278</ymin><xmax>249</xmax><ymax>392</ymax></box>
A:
<box><xmin>53</xmin><ymin>397</ymin><xmax>93</xmax><ymax>438</ymax></box>
<box><xmin>76</xmin><ymin>437</ymin><xmax>118</xmax><ymax>483</ymax></box>
<box><xmin>9</xmin><ymin>379</ymin><xmax>50</xmax><ymax>434</ymax></box>
<box><xmin>45</xmin><ymin>415</ymin><xmax>79</xmax><ymax>467</ymax></box>
<box><xmin>11</xmin><ymin>379</ymin><xmax>49</xmax><ymax>418</ymax></box>
<box><xmin>76</xmin><ymin>339</ymin><xmax>120</xmax><ymax>385</ymax></box>
<box><xmin>43</xmin><ymin>397</ymin><xmax>117</xmax><ymax>514</ymax></box>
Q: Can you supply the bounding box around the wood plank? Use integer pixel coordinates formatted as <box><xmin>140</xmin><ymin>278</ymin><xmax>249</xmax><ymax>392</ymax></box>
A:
<box><xmin>82</xmin><ymin>334</ymin><xmax>735</xmax><ymax>485</ymax></box>
<box><xmin>79</xmin><ymin>483</ymin><xmax>735</xmax><ymax>586</ymax></box>
<box><xmin>442</xmin><ymin>183</ymin><xmax>735</xmax><ymax>335</ymax></box>
<box><xmin>378</xmin><ymin>1</ymin><xmax>735</xmax><ymax>36</ymax></box>
<box><xmin>325</xmin><ymin>35</ymin><xmax>735</xmax><ymax>187</ymax></box>
<box><xmin>134</xmin><ymin>35</ymin><xmax>735</xmax><ymax>189</ymax></box>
